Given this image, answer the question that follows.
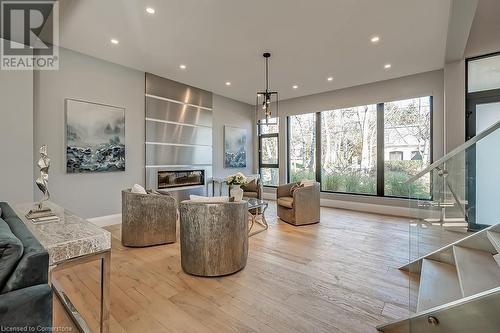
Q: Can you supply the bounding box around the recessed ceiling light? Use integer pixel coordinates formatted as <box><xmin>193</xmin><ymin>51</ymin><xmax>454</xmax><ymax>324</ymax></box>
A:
<box><xmin>292</xmin><ymin>85</ymin><xmax>298</xmax><ymax>89</ymax></box>
<box><xmin>327</xmin><ymin>77</ymin><xmax>333</xmax><ymax>82</ymax></box>
<box><xmin>179</xmin><ymin>64</ymin><xmax>186</xmax><ymax>70</ymax></box>
<box><xmin>146</xmin><ymin>7</ymin><xmax>155</xmax><ymax>14</ymax></box>
<box><xmin>371</xmin><ymin>36</ymin><xmax>380</xmax><ymax>43</ymax></box>
<box><xmin>110</xmin><ymin>38</ymin><xmax>119</xmax><ymax>45</ymax></box>
<box><xmin>384</xmin><ymin>63</ymin><xmax>392</xmax><ymax>69</ymax></box>
<box><xmin>225</xmin><ymin>81</ymin><xmax>231</xmax><ymax>86</ymax></box>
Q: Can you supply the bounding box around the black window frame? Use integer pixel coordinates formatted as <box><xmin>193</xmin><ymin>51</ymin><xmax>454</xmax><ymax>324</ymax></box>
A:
<box><xmin>286</xmin><ymin>96</ymin><xmax>434</xmax><ymax>199</ymax></box>
<box><xmin>465</xmin><ymin>51</ymin><xmax>500</xmax><ymax>231</ymax></box>
<box><xmin>258</xmin><ymin>122</ymin><xmax>279</xmax><ymax>188</ymax></box>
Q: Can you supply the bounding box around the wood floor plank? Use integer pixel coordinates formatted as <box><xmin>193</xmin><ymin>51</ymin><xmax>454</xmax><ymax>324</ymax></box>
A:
<box><xmin>52</xmin><ymin>203</ymin><xmax>467</xmax><ymax>333</ymax></box>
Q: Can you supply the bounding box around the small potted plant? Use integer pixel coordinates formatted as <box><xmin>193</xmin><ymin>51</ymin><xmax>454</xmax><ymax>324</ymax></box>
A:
<box><xmin>226</xmin><ymin>172</ymin><xmax>248</xmax><ymax>202</ymax></box>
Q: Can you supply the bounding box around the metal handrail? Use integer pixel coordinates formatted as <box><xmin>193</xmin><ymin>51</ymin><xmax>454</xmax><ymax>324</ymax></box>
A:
<box><xmin>407</xmin><ymin>120</ymin><xmax>500</xmax><ymax>183</ymax></box>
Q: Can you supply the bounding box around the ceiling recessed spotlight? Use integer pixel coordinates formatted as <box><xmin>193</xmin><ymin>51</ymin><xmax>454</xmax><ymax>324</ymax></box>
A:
<box><xmin>110</xmin><ymin>38</ymin><xmax>119</xmax><ymax>45</ymax></box>
<box><xmin>179</xmin><ymin>64</ymin><xmax>186</xmax><ymax>70</ymax></box>
<box><xmin>327</xmin><ymin>77</ymin><xmax>333</xmax><ymax>82</ymax></box>
<box><xmin>225</xmin><ymin>81</ymin><xmax>232</xmax><ymax>86</ymax></box>
<box><xmin>371</xmin><ymin>36</ymin><xmax>380</xmax><ymax>43</ymax></box>
<box><xmin>146</xmin><ymin>7</ymin><xmax>155</xmax><ymax>14</ymax></box>
<box><xmin>384</xmin><ymin>63</ymin><xmax>392</xmax><ymax>69</ymax></box>
<box><xmin>292</xmin><ymin>85</ymin><xmax>298</xmax><ymax>89</ymax></box>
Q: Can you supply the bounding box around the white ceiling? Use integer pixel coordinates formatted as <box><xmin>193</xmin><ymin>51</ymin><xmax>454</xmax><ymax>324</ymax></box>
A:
<box><xmin>57</xmin><ymin>0</ymin><xmax>452</xmax><ymax>104</ymax></box>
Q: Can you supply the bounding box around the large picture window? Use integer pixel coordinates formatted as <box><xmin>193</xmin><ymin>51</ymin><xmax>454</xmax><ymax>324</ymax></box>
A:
<box><xmin>321</xmin><ymin>105</ymin><xmax>377</xmax><ymax>194</ymax></box>
<box><xmin>384</xmin><ymin>97</ymin><xmax>432</xmax><ymax>198</ymax></box>
<box><xmin>288</xmin><ymin>113</ymin><xmax>316</xmax><ymax>182</ymax></box>
<box><xmin>286</xmin><ymin>96</ymin><xmax>432</xmax><ymax>199</ymax></box>
<box><xmin>259</xmin><ymin>118</ymin><xmax>279</xmax><ymax>186</ymax></box>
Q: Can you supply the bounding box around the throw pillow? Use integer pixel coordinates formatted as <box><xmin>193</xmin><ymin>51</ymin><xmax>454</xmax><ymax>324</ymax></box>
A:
<box><xmin>289</xmin><ymin>183</ymin><xmax>304</xmax><ymax>196</ymax></box>
<box><xmin>243</xmin><ymin>179</ymin><xmax>258</xmax><ymax>192</ymax></box>
<box><xmin>131</xmin><ymin>184</ymin><xmax>147</xmax><ymax>194</ymax></box>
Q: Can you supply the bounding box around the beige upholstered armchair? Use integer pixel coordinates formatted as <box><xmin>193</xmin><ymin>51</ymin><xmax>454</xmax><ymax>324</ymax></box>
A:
<box><xmin>277</xmin><ymin>181</ymin><xmax>320</xmax><ymax>226</ymax></box>
<box><xmin>240</xmin><ymin>177</ymin><xmax>263</xmax><ymax>199</ymax></box>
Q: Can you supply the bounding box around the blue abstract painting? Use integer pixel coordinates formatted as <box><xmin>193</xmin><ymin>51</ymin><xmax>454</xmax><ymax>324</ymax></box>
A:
<box><xmin>66</xmin><ymin>99</ymin><xmax>125</xmax><ymax>173</ymax></box>
<box><xmin>224</xmin><ymin>126</ymin><xmax>247</xmax><ymax>168</ymax></box>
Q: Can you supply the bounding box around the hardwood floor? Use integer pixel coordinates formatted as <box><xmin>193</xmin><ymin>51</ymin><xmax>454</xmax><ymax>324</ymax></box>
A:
<box><xmin>52</xmin><ymin>203</ymin><xmax>465</xmax><ymax>333</ymax></box>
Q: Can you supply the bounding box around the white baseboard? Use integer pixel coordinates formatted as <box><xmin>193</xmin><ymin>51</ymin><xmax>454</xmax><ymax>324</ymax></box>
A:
<box><xmin>319</xmin><ymin>198</ymin><xmax>418</xmax><ymax>218</ymax></box>
<box><xmin>87</xmin><ymin>213</ymin><xmax>122</xmax><ymax>227</ymax></box>
<box><xmin>263</xmin><ymin>192</ymin><xmax>417</xmax><ymax>218</ymax></box>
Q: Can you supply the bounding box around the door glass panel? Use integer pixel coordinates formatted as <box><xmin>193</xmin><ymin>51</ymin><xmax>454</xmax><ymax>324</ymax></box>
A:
<box><xmin>476</xmin><ymin>102</ymin><xmax>500</xmax><ymax>226</ymax></box>
<box><xmin>260</xmin><ymin>167</ymin><xmax>279</xmax><ymax>186</ymax></box>
<box><xmin>468</xmin><ymin>54</ymin><xmax>500</xmax><ymax>93</ymax></box>
<box><xmin>260</xmin><ymin>137</ymin><xmax>278</xmax><ymax>165</ymax></box>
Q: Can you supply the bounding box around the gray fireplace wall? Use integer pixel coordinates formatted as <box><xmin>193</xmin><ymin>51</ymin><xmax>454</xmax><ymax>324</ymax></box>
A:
<box><xmin>145</xmin><ymin>73</ymin><xmax>213</xmax><ymax>200</ymax></box>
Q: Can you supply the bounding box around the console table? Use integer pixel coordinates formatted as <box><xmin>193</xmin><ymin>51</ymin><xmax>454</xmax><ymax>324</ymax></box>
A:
<box><xmin>14</xmin><ymin>202</ymin><xmax>111</xmax><ymax>333</ymax></box>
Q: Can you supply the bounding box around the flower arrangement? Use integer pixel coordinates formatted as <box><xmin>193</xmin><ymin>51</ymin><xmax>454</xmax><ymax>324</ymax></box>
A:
<box><xmin>226</xmin><ymin>172</ymin><xmax>248</xmax><ymax>185</ymax></box>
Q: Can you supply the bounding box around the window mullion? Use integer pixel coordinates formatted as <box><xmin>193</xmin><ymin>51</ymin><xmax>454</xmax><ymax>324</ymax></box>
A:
<box><xmin>377</xmin><ymin>103</ymin><xmax>385</xmax><ymax>197</ymax></box>
<box><xmin>315</xmin><ymin>112</ymin><xmax>322</xmax><ymax>184</ymax></box>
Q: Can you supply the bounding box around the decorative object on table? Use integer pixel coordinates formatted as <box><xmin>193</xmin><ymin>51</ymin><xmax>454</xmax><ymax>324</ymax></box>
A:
<box><xmin>226</xmin><ymin>172</ymin><xmax>248</xmax><ymax>202</ymax></box>
<box><xmin>26</xmin><ymin>145</ymin><xmax>59</xmax><ymax>222</ymax></box>
<box><xmin>224</xmin><ymin>126</ymin><xmax>247</xmax><ymax>168</ymax></box>
<box><xmin>256</xmin><ymin>52</ymin><xmax>278</xmax><ymax>125</ymax></box>
<box><xmin>65</xmin><ymin>98</ymin><xmax>125</xmax><ymax>173</ymax></box>
<box><xmin>179</xmin><ymin>200</ymin><xmax>248</xmax><ymax>277</ymax></box>
<box><xmin>277</xmin><ymin>181</ymin><xmax>321</xmax><ymax>226</ymax></box>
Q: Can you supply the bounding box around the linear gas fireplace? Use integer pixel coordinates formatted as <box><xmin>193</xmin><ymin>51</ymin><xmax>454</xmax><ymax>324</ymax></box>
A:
<box><xmin>157</xmin><ymin>170</ymin><xmax>205</xmax><ymax>189</ymax></box>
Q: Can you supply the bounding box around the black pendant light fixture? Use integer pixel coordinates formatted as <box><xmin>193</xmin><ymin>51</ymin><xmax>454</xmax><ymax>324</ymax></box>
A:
<box><xmin>256</xmin><ymin>52</ymin><xmax>278</xmax><ymax>125</ymax></box>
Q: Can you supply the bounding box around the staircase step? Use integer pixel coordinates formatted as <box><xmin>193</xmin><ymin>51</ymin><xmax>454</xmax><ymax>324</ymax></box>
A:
<box><xmin>416</xmin><ymin>259</ymin><xmax>462</xmax><ymax>312</ymax></box>
<box><xmin>487</xmin><ymin>231</ymin><xmax>500</xmax><ymax>253</ymax></box>
<box><xmin>453</xmin><ymin>245</ymin><xmax>500</xmax><ymax>297</ymax></box>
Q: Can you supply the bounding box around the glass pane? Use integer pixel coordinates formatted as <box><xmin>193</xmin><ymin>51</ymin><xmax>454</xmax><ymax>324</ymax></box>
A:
<box><xmin>468</xmin><ymin>54</ymin><xmax>500</xmax><ymax>93</ymax></box>
<box><xmin>259</xmin><ymin>117</ymin><xmax>279</xmax><ymax>134</ymax></box>
<box><xmin>475</xmin><ymin>102</ymin><xmax>500</xmax><ymax>226</ymax></box>
<box><xmin>321</xmin><ymin>105</ymin><xmax>377</xmax><ymax>194</ymax></box>
<box><xmin>260</xmin><ymin>167</ymin><xmax>279</xmax><ymax>186</ymax></box>
<box><xmin>289</xmin><ymin>114</ymin><xmax>316</xmax><ymax>182</ymax></box>
<box><xmin>260</xmin><ymin>136</ymin><xmax>278</xmax><ymax>165</ymax></box>
<box><xmin>384</xmin><ymin>96</ymin><xmax>431</xmax><ymax>198</ymax></box>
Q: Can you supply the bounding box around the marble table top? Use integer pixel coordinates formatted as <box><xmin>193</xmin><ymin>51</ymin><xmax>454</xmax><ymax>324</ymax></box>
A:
<box><xmin>14</xmin><ymin>201</ymin><xmax>111</xmax><ymax>266</ymax></box>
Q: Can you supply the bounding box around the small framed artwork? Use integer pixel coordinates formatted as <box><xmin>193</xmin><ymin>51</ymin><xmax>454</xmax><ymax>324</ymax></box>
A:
<box><xmin>65</xmin><ymin>98</ymin><xmax>125</xmax><ymax>173</ymax></box>
<box><xmin>224</xmin><ymin>126</ymin><xmax>247</xmax><ymax>168</ymax></box>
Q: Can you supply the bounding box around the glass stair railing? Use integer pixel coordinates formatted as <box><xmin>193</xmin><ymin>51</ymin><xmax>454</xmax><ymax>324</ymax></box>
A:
<box><xmin>377</xmin><ymin>120</ymin><xmax>500</xmax><ymax>333</ymax></box>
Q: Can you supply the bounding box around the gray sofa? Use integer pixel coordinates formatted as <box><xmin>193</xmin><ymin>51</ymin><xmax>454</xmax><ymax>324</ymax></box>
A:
<box><xmin>277</xmin><ymin>182</ymin><xmax>321</xmax><ymax>226</ymax></box>
<box><xmin>0</xmin><ymin>202</ymin><xmax>52</xmax><ymax>330</ymax></box>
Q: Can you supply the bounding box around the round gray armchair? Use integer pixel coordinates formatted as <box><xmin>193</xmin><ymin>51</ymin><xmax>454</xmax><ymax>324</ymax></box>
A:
<box><xmin>121</xmin><ymin>189</ymin><xmax>177</xmax><ymax>247</ymax></box>
<box><xmin>179</xmin><ymin>200</ymin><xmax>248</xmax><ymax>277</ymax></box>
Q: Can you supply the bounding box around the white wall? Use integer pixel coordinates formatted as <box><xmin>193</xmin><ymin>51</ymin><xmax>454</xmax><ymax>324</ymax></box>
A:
<box><xmin>0</xmin><ymin>54</ymin><xmax>34</xmax><ymax>204</ymax></box>
<box><xmin>212</xmin><ymin>94</ymin><xmax>255</xmax><ymax>178</ymax></box>
<box><xmin>444</xmin><ymin>60</ymin><xmax>466</xmax><ymax>152</ymax></box>
<box><xmin>465</xmin><ymin>0</ymin><xmax>500</xmax><ymax>58</ymax></box>
<box><xmin>34</xmin><ymin>48</ymin><xmax>145</xmax><ymax>218</ymax></box>
<box><xmin>442</xmin><ymin>0</ymin><xmax>500</xmax><ymax>153</ymax></box>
